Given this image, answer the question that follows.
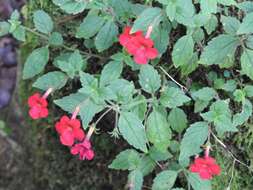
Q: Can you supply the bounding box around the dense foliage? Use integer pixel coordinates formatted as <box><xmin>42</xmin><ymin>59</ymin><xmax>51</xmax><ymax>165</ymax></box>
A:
<box><xmin>1</xmin><ymin>0</ymin><xmax>253</xmax><ymax>189</ymax></box>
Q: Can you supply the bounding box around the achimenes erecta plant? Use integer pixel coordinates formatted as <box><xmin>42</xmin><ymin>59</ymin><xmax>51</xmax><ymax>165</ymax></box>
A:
<box><xmin>2</xmin><ymin>0</ymin><xmax>253</xmax><ymax>189</ymax></box>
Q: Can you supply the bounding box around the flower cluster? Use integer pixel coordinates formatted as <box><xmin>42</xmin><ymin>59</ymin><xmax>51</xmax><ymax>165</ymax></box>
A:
<box><xmin>119</xmin><ymin>26</ymin><xmax>158</xmax><ymax>64</ymax></box>
<box><xmin>27</xmin><ymin>90</ymin><xmax>94</xmax><ymax>161</ymax></box>
<box><xmin>189</xmin><ymin>147</ymin><xmax>221</xmax><ymax>180</ymax></box>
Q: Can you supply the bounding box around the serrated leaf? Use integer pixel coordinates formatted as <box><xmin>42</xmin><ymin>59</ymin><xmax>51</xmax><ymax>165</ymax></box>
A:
<box><xmin>95</xmin><ymin>20</ymin><xmax>118</xmax><ymax>52</ymax></box>
<box><xmin>221</xmin><ymin>16</ymin><xmax>240</xmax><ymax>34</ymax></box>
<box><xmin>0</xmin><ymin>22</ymin><xmax>10</xmax><ymax>36</ymax></box>
<box><xmin>233</xmin><ymin>99</ymin><xmax>252</xmax><ymax>126</ymax></box>
<box><xmin>174</xmin><ymin>0</ymin><xmax>195</xmax><ymax>26</ymax></box>
<box><xmin>152</xmin><ymin>24</ymin><xmax>171</xmax><ymax>54</ymax></box>
<box><xmin>200</xmin><ymin>34</ymin><xmax>239</xmax><ymax>65</ymax></box>
<box><xmin>33</xmin><ymin>71</ymin><xmax>68</xmax><ymax>90</ymax></box>
<box><xmin>128</xmin><ymin>170</ymin><xmax>143</xmax><ymax>190</ymax></box>
<box><xmin>23</xmin><ymin>47</ymin><xmax>49</xmax><ymax>79</ymax></box>
<box><xmin>33</xmin><ymin>10</ymin><xmax>53</xmax><ymax>34</ymax></box>
<box><xmin>179</xmin><ymin>122</ymin><xmax>209</xmax><ymax>166</ymax></box>
<box><xmin>139</xmin><ymin>64</ymin><xmax>161</xmax><ymax>94</ymax></box>
<box><xmin>172</xmin><ymin>35</ymin><xmax>194</xmax><ymax>68</ymax></box>
<box><xmin>192</xmin><ymin>87</ymin><xmax>217</xmax><ymax>101</ymax></box>
<box><xmin>244</xmin><ymin>85</ymin><xmax>253</xmax><ymax>97</ymax></box>
<box><xmin>130</xmin><ymin>95</ymin><xmax>147</xmax><ymax>121</ymax></box>
<box><xmin>188</xmin><ymin>173</ymin><xmax>211</xmax><ymax>190</ymax></box>
<box><xmin>149</xmin><ymin>146</ymin><xmax>172</xmax><ymax>162</ymax></box>
<box><xmin>152</xmin><ymin>170</ymin><xmax>178</xmax><ymax>190</ymax></box>
<box><xmin>109</xmin><ymin>149</ymin><xmax>141</xmax><ymax>171</ymax></box>
<box><xmin>52</xmin><ymin>0</ymin><xmax>87</xmax><ymax>14</ymax></box>
<box><xmin>237</xmin><ymin>12</ymin><xmax>253</xmax><ymax>35</ymax></box>
<box><xmin>168</xmin><ymin>108</ymin><xmax>188</xmax><ymax>133</ymax></box>
<box><xmin>131</xmin><ymin>7</ymin><xmax>162</xmax><ymax>33</ymax></box>
<box><xmin>100</xmin><ymin>61</ymin><xmax>123</xmax><ymax>86</ymax></box>
<box><xmin>204</xmin><ymin>15</ymin><xmax>218</xmax><ymax>35</ymax></box>
<box><xmin>147</xmin><ymin>108</ymin><xmax>171</xmax><ymax>152</ymax></box>
<box><xmin>200</xmin><ymin>0</ymin><xmax>218</xmax><ymax>15</ymax></box>
<box><xmin>118</xmin><ymin>112</ymin><xmax>148</xmax><ymax>152</ymax></box>
<box><xmin>49</xmin><ymin>32</ymin><xmax>63</xmax><ymax>46</ymax></box>
<box><xmin>76</xmin><ymin>13</ymin><xmax>105</xmax><ymax>39</ymax></box>
<box><xmin>160</xmin><ymin>87</ymin><xmax>191</xmax><ymax>108</ymax></box>
<box><xmin>240</xmin><ymin>48</ymin><xmax>253</xmax><ymax>80</ymax></box>
<box><xmin>137</xmin><ymin>156</ymin><xmax>156</xmax><ymax>176</ymax></box>
<box><xmin>237</xmin><ymin>1</ymin><xmax>253</xmax><ymax>13</ymax></box>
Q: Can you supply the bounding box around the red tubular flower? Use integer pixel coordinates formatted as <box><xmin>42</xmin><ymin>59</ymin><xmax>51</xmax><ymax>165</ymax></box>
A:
<box><xmin>118</xmin><ymin>26</ymin><xmax>158</xmax><ymax>64</ymax></box>
<box><xmin>189</xmin><ymin>156</ymin><xmax>221</xmax><ymax>180</ymax></box>
<box><xmin>70</xmin><ymin>139</ymin><xmax>95</xmax><ymax>160</ymax></box>
<box><xmin>28</xmin><ymin>93</ymin><xmax>49</xmax><ymax>119</ymax></box>
<box><xmin>55</xmin><ymin>115</ymin><xmax>85</xmax><ymax>146</ymax></box>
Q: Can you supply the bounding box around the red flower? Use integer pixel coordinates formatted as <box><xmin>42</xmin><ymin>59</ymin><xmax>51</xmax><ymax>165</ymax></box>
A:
<box><xmin>189</xmin><ymin>156</ymin><xmax>221</xmax><ymax>180</ymax></box>
<box><xmin>28</xmin><ymin>93</ymin><xmax>49</xmax><ymax>119</ymax></box>
<box><xmin>119</xmin><ymin>26</ymin><xmax>158</xmax><ymax>64</ymax></box>
<box><xmin>71</xmin><ymin>139</ymin><xmax>95</xmax><ymax>160</ymax></box>
<box><xmin>55</xmin><ymin>116</ymin><xmax>85</xmax><ymax>146</ymax></box>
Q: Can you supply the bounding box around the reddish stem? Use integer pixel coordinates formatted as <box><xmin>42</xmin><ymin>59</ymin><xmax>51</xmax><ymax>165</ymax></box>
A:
<box><xmin>145</xmin><ymin>25</ymin><xmax>153</xmax><ymax>39</ymax></box>
<box><xmin>42</xmin><ymin>88</ymin><xmax>53</xmax><ymax>99</ymax></box>
<box><xmin>71</xmin><ymin>106</ymin><xmax>80</xmax><ymax>120</ymax></box>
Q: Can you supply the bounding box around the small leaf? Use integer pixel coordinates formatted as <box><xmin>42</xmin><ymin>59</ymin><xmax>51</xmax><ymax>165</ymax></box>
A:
<box><xmin>188</xmin><ymin>173</ymin><xmax>211</xmax><ymax>190</ymax></box>
<box><xmin>240</xmin><ymin>48</ymin><xmax>253</xmax><ymax>80</ymax></box>
<box><xmin>244</xmin><ymin>85</ymin><xmax>253</xmax><ymax>97</ymax></box>
<box><xmin>192</xmin><ymin>87</ymin><xmax>217</xmax><ymax>101</ymax></box>
<box><xmin>100</xmin><ymin>61</ymin><xmax>123</xmax><ymax>86</ymax></box>
<box><xmin>33</xmin><ymin>10</ymin><xmax>53</xmax><ymax>34</ymax></box>
<box><xmin>49</xmin><ymin>32</ymin><xmax>63</xmax><ymax>46</ymax></box>
<box><xmin>152</xmin><ymin>170</ymin><xmax>178</xmax><ymax>190</ymax></box>
<box><xmin>160</xmin><ymin>87</ymin><xmax>191</xmax><ymax>108</ymax></box>
<box><xmin>52</xmin><ymin>0</ymin><xmax>87</xmax><ymax>14</ymax></box>
<box><xmin>179</xmin><ymin>122</ymin><xmax>209</xmax><ymax>166</ymax></box>
<box><xmin>221</xmin><ymin>16</ymin><xmax>240</xmax><ymax>34</ymax></box>
<box><xmin>119</xmin><ymin>112</ymin><xmax>148</xmax><ymax>152</ymax></box>
<box><xmin>109</xmin><ymin>149</ymin><xmax>141</xmax><ymax>171</ymax></box>
<box><xmin>172</xmin><ymin>35</ymin><xmax>194</xmax><ymax>68</ymax></box>
<box><xmin>237</xmin><ymin>12</ymin><xmax>253</xmax><ymax>35</ymax></box>
<box><xmin>131</xmin><ymin>7</ymin><xmax>162</xmax><ymax>33</ymax></box>
<box><xmin>139</xmin><ymin>64</ymin><xmax>161</xmax><ymax>94</ymax></box>
<box><xmin>137</xmin><ymin>156</ymin><xmax>156</xmax><ymax>176</ymax></box>
<box><xmin>95</xmin><ymin>20</ymin><xmax>118</xmax><ymax>52</ymax></box>
<box><xmin>23</xmin><ymin>47</ymin><xmax>49</xmax><ymax>79</ymax></box>
<box><xmin>128</xmin><ymin>169</ymin><xmax>143</xmax><ymax>190</ymax></box>
<box><xmin>233</xmin><ymin>99</ymin><xmax>252</xmax><ymax>126</ymax></box>
<box><xmin>0</xmin><ymin>22</ymin><xmax>10</xmax><ymax>36</ymax></box>
<box><xmin>168</xmin><ymin>108</ymin><xmax>188</xmax><ymax>133</ymax></box>
<box><xmin>33</xmin><ymin>71</ymin><xmax>68</xmax><ymax>90</ymax></box>
<box><xmin>200</xmin><ymin>0</ymin><xmax>218</xmax><ymax>15</ymax></box>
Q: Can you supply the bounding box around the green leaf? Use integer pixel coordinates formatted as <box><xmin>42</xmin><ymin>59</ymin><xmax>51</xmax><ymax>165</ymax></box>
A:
<box><xmin>204</xmin><ymin>15</ymin><xmax>218</xmax><ymax>35</ymax></box>
<box><xmin>200</xmin><ymin>0</ymin><xmax>217</xmax><ymax>15</ymax></box>
<box><xmin>23</xmin><ymin>47</ymin><xmax>49</xmax><ymax>79</ymax></box>
<box><xmin>179</xmin><ymin>122</ymin><xmax>209</xmax><ymax>166</ymax></box>
<box><xmin>130</xmin><ymin>95</ymin><xmax>147</xmax><ymax>121</ymax></box>
<box><xmin>152</xmin><ymin>170</ymin><xmax>178</xmax><ymax>190</ymax></box>
<box><xmin>221</xmin><ymin>16</ymin><xmax>240</xmax><ymax>34</ymax></box>
<box><xmin>131</xmin><ymin>7</ymin><xmax>162</xmax><ymax>33</ymax></box>
<box><xmin>109</xmin><ymin>149</ymin><xmax>141</xmax><ymax>171</ymax></box>
<box><xmin>52</xmin><ymin>0</ymin><xmax>87</xmax><ymax>14</ymax></box>
<box><xmin>0</xmin><ymin>22</ymin><xmax>10</xmax><ymax>36</ymax></box>
<box><xmin>137</xmin><ymin>156</ymin><xmax>156</xmax><ymax>176</ymax></box>
<box><xmin>237</xmin><ymin>1</ymin><xmax>253</xmax><ymax>13</ymax></box>
<box><xmin>33</xmin><ymin>71</ymin><xmax>68</xmax><ymax>90</ymax></box>
<box><xmin>233</xmin><ymin>89</ymin><xmax>246</xmax><ymax>102</ymax></box>
<box><xmin>76</xmin><ymin>13</ymin><xmax>105</xmax><ymax>39</ymax></box>
<box><xmin>240</xmin><ymin>48</ymin><xmax>253</xmax><ymax>80</ymax></box>
<box><xmin>56</xmin><ymin>51</ymin><xmax>85</xmax><ymax>78</ymax></box>
<box><xmin>95</xmin><ymin>20</ymin><xmax>118</xmax><ymax>52</ymax></box>
<box><xmin>168</xmin><ymin>108</ymin><xmax>188</xmax><ymax>133</ymax></box>
<box><xmin>200</xmin><ymin>34</ymin><xmax>239</xmax><ymax>65</ymax></box>
<box><xmin>237</xmin><ymin>12</ymin><xmax>253</xmax><ymax>35</ymax></box>
<box><xmin>147</xmin><ymin>107</ymin><xmax>171</xmax><ymax>152</ymax></box>
<box><xmin>139</xmin><ymin>65</ymin><xmax>161</xmax><ymax>94</ymax></box>
<box><xmin>174</xmin><ymin>0</ymin><xmax>195</xmax><ymax>26</ymax></box>
<box><xmin>160</xmin><ymin>87</ymin><xmax>191</xmax><ymax>108</ymax></box>
<box><xmin>188</xmin><ymin>173</ymin><xmax>211</xmax><ymax>190</ymax></box>
<box><xmin>33</xmin><ymin>10</ymin><xmax>53</xmax><ymax>34</ymax></box>
<box><xmin>128</xmin><ymin>169</ymin><xmax>143</xmax><ymax>190</ymax></box>
<box><xmin>149</xmin><ymin>146</ymin><xmax>172</xmax><ymax>161</ymax></box>
<box><xmin>201</xmin><ymin>100</ymin><xmax>237</xmax><ymax>135</ymax></box>
<box><xmin>166</xmin><ymin>1</ymin><xmax>177</xmax><ymax>21</ymax></box>
<box><xmin>49</xmin><ymin>32</ymin><xmax>63</xmax><ymax>46</ymax></box>
<box><xmin>11</xmin><ymin>25</ymin><xmax>26</xmax><ymax>41</ymax></box>
<box><xmin>217</xmin><ymin>0</ymin><xmax>237</xmax><ymax>6</ymax></box>
<box><xmin>192</xmin><ymin>87</ymin><xmax>217</xmax><ymax>101</ymax></box>
<box><xmin>244</xmin><ymin>85</ymin><xmax>253</xmax><ymax>97</ymax></box>
<box><xmin>180</xmin><ymin>53</ymin><xmax>199</xmax><ymax>76</ymax></box>
<box><xmin>172</xmin><ymin>35</ymin><xmax>194</xmax><ymax>68</ymax></box>
<box><xmin>152</xmin><ymin>24</ymin><xmax>171</xmax><ymax>54</ymax></box>
<box><xmin>233</xmin><ymin>99</ymin><xmax>252</xmax><ymax>126</ymax></box>
<box><xmin>118</xmin><ymin>112</ymin><xmax>148</xmax><ymax>152</ymax></box>
<box><xmin>100</xmin><ymin>61</ymin><xmax>123</xmax><ymax>86</ymax></box>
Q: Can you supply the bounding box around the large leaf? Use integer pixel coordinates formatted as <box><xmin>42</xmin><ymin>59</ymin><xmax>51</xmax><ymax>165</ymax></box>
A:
<box><xmin>168</xmin><ymin>108</ymin><xmax>188</xmax><ymax>133</ymax></box>
<box><xmin>237</xmin><ymin>12</ymin><xmax>253</xmax><ymax>34</ymax></box>
<box><xmin>109</xmin><ymin>149</ymin><xmax>141</xmax><ymax>171</ymax></box>
<box><xmin>160</xmin><ymin>87</ymin><xmax>191</xmax><ymax>108</ymax></box>
<box><xmin>33</xmin><ymin>10</ymin><xmax>53</xmax><ymax>34</ymax></box>
<box><xmin>188</xmin><ymin>173</ymin><xmax>212</xmax><ymax>190</ymax></box>
<box><xmin>200</xmin><ymin>34</ymin><xmax>239</xmax><ymax>65</ymax></box>
<box><xmin>172</xmin><ymin>35</ymin><xmax>194</xmax><ymax>68</ymax></box>
<box><xmin>118</xmin><ymin>112</ymin><xmax>148</xmax><ymax>152</ymax></box>
<box><xmin>128</xmin><ymin>170</ymin><xmax>143</xmax><ymax>190</ymax></box>
<box><xmin>179</xmin><ymin>122</ymin><xmax>209</xmax><ymax>166</ymax></box>
<box><xmin>152</xmin><ymin>170</ymin><xmax>178</xmax><ymax>190</ymax></box>
<box><xmin>23</xmin><ymin>47</ymin><xmax>49</xmax><ymax>79</ymax></box>
<box><xmin>52</xmin><ymin>0</ymin><xmax>87</xmax><ymax>14</ymax></box>
<box><xmin>139</xmin><ymin>65</ymin><xmax>161</xmax><ymax>94</ymax></box>
<box><xmin>33</xmin><ymin>71</ymin><xmax>68</xmax><ymax>90</ymax></box>
<box><xmin>147</xmin><ymin>108</ymin><xmax>171</xmax><ymax>152</ymax></box>
<box><xmin>95</xmin><ymin>20</ymin><xmax>118</xmax><ymax>52</ymax></box>
<box><xmin>240</xmin><ymin>48</ymin><xmax>253</xmax><ymax>80</ymax></box>
<box><xmin>131</xmin><ymin>7</ymin><xmax>162</xmax><ymax>33</ymax></box>
<box><xmin>100</xmin><ymin>61</ymin><xmax>123</xmax><ymax>86</ymax></box>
